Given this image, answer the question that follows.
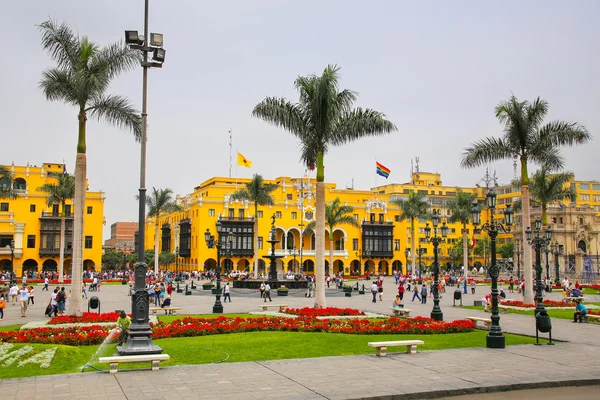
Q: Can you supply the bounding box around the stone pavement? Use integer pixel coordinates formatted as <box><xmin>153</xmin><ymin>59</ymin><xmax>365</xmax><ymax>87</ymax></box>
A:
<box><xmin>0</xmin><ymin>278</ymin><xmax>599</xmax><ymax>399</ymax></box>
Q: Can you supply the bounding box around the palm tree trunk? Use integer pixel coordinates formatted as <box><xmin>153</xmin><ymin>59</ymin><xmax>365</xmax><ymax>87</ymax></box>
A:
<box><xmin>462</xmin><ymin>224</ymin><xmax>468</xmax><ymax>282</ymax></box>
<box><xmin>254</xmin><ymin>203</ymin><xmax>259</xmax><ymax>278</ymax></box>
<box><xmin>70</xmin><ymin>152</ymin><xmax>85</xmax><ymax>317</ymax></box>
<box><xmin>154</xmin><ymin>222</ymin><xmax>159</xmax><ymax>275</ymax></box>
<box><xmin>314</xmin><ymin>153</ymin><xmax>326</xmax><ymax>308</ymax></box>
<box><xmin>411</xmin><ymin>218</ymin><xmax>416</xmax><ymax>274</ymax></box>
<box><xmin>522</xmin><ymin>185</ymin><xmax>534</xmax><ymax>304</ymax></box>
<box><xmin>58</xmin><ymin>211</ymin><xmax>66</xmax><ymax>284</ymax></box>
<box><xmin>542</xmin><ymin>203</ymin><xmax>548</xmax><ymax>225</ymax></box>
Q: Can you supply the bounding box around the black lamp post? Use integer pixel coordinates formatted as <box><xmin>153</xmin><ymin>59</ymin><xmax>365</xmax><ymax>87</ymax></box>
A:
<box><xmin>515</xmin><ymin>238</ymin><xmax>522</xmax><ymax>279</ymax></box>
<box><xmin>175</xmin><ymin>246</ymin><xmax>179</xmax><ymax>276</ymax></box>
<box><xmin>525</xmin><ymin>217</ymin><xmax>552</xmax><ymax>316</ymax></box>
<box><xmin>205</xmin><ymin>221</ymin><xmax>233</xmax><ymax>313</ymax></box>
<box><xmin>551</xmin><ymin>242</ymin><xmax>562</xmax><ymax>286</ymax></box>
<box><xmin>544</xmin><ymin>245</ymin><xmax>550</xmax><ymax>280</ymax></box>
<box><xmin>424</xmin><ymin>210</ymin><xmax>449</xmax><ymax>321</ymax></box>
<box><xmin>418</xmin><ymin>245</ymin><xmax>423</xmax><ymax>278</ymax></box>
<box><xmin>471</xmin><ymin>188</ymin><xmax>514</xmax><ymax>349</ymax></box>
<box><xmin>9</xmin><ymin>239</ymin><xmax>15</xmax><ymax>277</ymax></box>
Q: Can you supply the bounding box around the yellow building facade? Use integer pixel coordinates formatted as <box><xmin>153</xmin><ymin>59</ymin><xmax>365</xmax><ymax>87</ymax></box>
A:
<box><xmin>145</xmin><ymin>171</ymin><xmax>489</xmax><ymax>275</ymax></box>
<box><xmin>0</xmin><ymin>162</ymin><xmax>105</xmax><ymax>277</ymax></box>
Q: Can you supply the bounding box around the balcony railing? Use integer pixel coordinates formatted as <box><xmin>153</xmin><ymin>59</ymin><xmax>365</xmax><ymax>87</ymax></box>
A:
<box><xmin>361</xmin><ymin>220</ymin><xmax>394</xmax><ymax>225</ymax></box>
<box><xmin>219</xmin><ymin>216</ymin><xmax>255</xmax><ymax>222</ymax></box>
<box><xmin>274</xmin><ymin>249</ymin><xmax>349</xmax><ymax>258</ymax></box>
<box><xmin>39</xmin><ymin>248</ymin><xmax>72</xmax><ymax>256</ymax></box>
<box><xmin>40</xmin><ymin>212</ymin><xmax>73</xmax><ymax>218</ymax></box>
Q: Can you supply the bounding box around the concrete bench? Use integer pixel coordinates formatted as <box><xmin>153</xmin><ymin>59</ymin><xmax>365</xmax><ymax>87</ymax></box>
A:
<box><xmin>150</xmin><ymin>307</ymin><xmax>181</xmax><ymax>315</ymax></box>
<box><xmin>390</xmin><ymin>308</ymin><xmax>412</xmax><ymax>317</ymax></box>
<box><xmin>498</xmin><ymin>305</ymin><xmax>510</xmax><ymax>313</ymax></box>
<box><xmin>467</xmin><ymin>316</ymin><xmax>492</xmax><ymax>329</ymax></box>
<box><xmin>259</xmin><ymin>304</ymin><xmax>288</xmax><ymax>312</ymax></box>
<box><xmin>584</xmin><ymin>314</ymin><xmax>600</xmax><ymax>323</ymax></box>
<box><xmin>98</xmin><ymin>354</ymin><xmax>170</xmax><ymax>374</ymax></box>
<box><xmin>368</xmin><ymin>340</ymin><xmax>424</xmax><ymax>357</ymax></box>
<box><xmin>564</xmin><ymin>297</ymin><xmax>585</xmax><ymax>302</ymax></box>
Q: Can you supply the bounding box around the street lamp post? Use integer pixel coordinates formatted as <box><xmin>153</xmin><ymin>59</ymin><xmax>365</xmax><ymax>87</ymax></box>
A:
<box><xmin>424</xmin><ymin>210</ymin><xmax>449</xmax><ymax>321</ymax></box>
<box><xmin>472</xmin><ymin>188</ymin><xmax>514</xmax><ymax>349</ymax></box>
<box><xmin>204</xmin><ymin>221</ymin><xmax>233</xmax><ymax>314</ymax></box>
<box><xmin>551</xmin><ymin>242</ymin><xmax>562</xmax><ymax>286</ymax></box>
<box><xmin>525</xmin><ymin>217</ymin><xmax>553</xmax><ymax>316</ymax></box>
<box><xmin>9</xmin><ymin>239</ymin><xmax>15</xmax><ymax>278</ymax></box>
<box><xmin>544</xmin><ymin>246</ymin><xmax>550</xmax><ymax>280</ymax></box>
<box><xmin>175</xmin><ymin>246</ymin><xmax>179</xmax><ymax>276</ymax></box>
<box><xmin>515</xmin><ymin>238</ymin><xmax>522</xmax><ymax>279</ymax></box>
<box><xmin>418</xmin><ymin>245</ymin><xmax>423</xmax><ymax>278</ymax></box>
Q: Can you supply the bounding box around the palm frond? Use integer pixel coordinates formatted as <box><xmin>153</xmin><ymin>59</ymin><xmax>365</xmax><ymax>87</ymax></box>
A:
<box><xmin>539</xmin><ymin>120</ymin><xmax>591</xmax><ymax>147</ymax></box>
<box><xmin>38</xmin><ymin>19</ymin><xmax>80</xmax><ymax>70</ymax></box>
<box><xmin>89</xmin><ymin>42</ymin><xmax>140</xmax><ymax>81</ymax></box>
<box><xmin>461</xmin><ymin>137</ymin><xmax>514</xmax><ymax>169</ymax></box>
<box><xmin>391</xmin><ymin>190</ymin><xmax>429</xmax><ymax>222</ymax></box>
<box><xmin>39</xmin><ymin>69</ymin><xmax>78</xmax><ymax>105</ymax></box>
<box><xmin>331</xmin><ymin>108</ymin><xmax>396</xmax><ymax>146</ymax></box>
<box><xmin>252</xmin><ymin>97</ymin><xmax>308</xmax><ymax>137</ymax></box>
<box><xmin>87</xmin><ymin>95</ymin><xmax>142</xmax><ymax>140</ymax></box>
<box><xmin>447</xmin><ymin>189</ymin><xmax>476</xmax><ymax>224</ymax></box>
<box><xmin>36</xmin><ymin>173</ymin><xmax>75</xmax><ymax>207</ymax></box>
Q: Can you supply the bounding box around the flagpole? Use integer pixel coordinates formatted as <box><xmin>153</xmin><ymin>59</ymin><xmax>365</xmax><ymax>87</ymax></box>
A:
<box><xmin>229</xmin><ymin>129</ymin><xmax>232</xmax><ymax>178</ymax></box>
<box><xmin>235</xmin><ymin>148</ymin><xmax>238</xmax><ymax>190</ymax></box>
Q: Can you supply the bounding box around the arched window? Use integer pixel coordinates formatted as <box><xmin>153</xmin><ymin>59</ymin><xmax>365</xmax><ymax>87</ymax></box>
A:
<box><xmin>13</xmin><ymin>178</ymin><xmax>26</xmax><ymax>191</ymax></box>
<box><xmin>579</xmin><ymin>218</ymin><xmax>584</xmax><ymax>226</ymax></box>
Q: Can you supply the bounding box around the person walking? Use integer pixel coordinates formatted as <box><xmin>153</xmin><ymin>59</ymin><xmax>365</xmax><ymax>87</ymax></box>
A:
<box><xmin>411</xmin><ymin>283</ymin><xmax>421</xmax><ymax>302</ymax></box>
<box><xmin>398</xmin><ymin>283</ymin><xmax>405</xmax><ymax>301</ymax></box>
<box><xmin>420</xmin><ymin>283</ymin><xmax>428</xmax><ymax>304</ymax></box>
<box><xmin>27</xmin><ymin>285</ymin><xmax>35</xmax><ymax>306</ymax></box>
<box><xmin>9</xmin><ymin>284</ymin><xmax>18</xmax><ymax>306</ymax></box>
<box><xmin>470</xmin><ymin>280</ymin><xmax>476</xmax><ymax>295</ymax></box>
<box><xmin>377</xmin><ymin>279</ymin><xmax>384</xmax><ymax>301</ymax></box>
<box><xmin>223</xmin><ymin>283</ymin><xmax>231</xmax><ymax>302</ymax></box>
<box><xmin>56</xmin><ymin>287</ymin><xmax>67</xmax><ymax>316</ymax></box>
<box><xmin>0</xmin><ymin>294</ymin><xmax>5</xmax><ymax>320</ymax></box>
<box><xmin>18</xmin><ymin>285</ymin><xmax>28</xmax><ymax>317</ymax></box>
<box><xmin>43</xmin><ymin>277</ymin><xmax>49</xmax><ymax>291</ymax></box>
<box><xmin>371</xmin><ymin>282</ymin><xmax>378</xmax><ymax>303</ymax></box>
<box><xmin>264</xmin><ymin>282</ymin><xmax>272</xmax><ymax>302</ymax></box>
<box><xmin>259</xmin><ymin>282</ymin><xmax>265</xmax><ymax>299</ymax></box>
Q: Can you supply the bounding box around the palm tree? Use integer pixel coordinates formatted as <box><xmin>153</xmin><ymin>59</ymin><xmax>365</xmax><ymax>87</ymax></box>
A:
<box><xmin>229</xmin><ymin>174</ymin><xmax>278</xmax><ymax>277</ymax></box>
<box><xmin>39</xmin><ymin>20</ymin><xmax>141</xmax><ymax>316</ymax></box>
<box><xmin>391</xmin><ymin>191</ymin><xmax>429</xmax><ymax>274</ymax></box>
<box><xmin>529</xmin><ymin>167</ymin><xmax>576</xmax><ymax>225</ymax></box>
<box><xmin>305</xmin><ymin>198</ymin><xmax>360</xmax><ymax>276</ymax></box>
<box><xmin>145</xmin><ymin>188</ymin><xmax>183</xmax><ymax>275</ymax></box>
<box><xmin>447</xmin><ymin>189</ymin><xmax>476</xmax><ymax>282</ymax></box>
<box><xmin>0</xmin><ymin>166</ymin><xmax>16</xmax><ymax>199</ymax></box>
<box><xmin>37</xmin><ymin>173</ymin><xmax>75</xmax><ymax>283</ymax></box>
<box><xmin>253</xmin><ymin>65</ymin><xmax>396</xmax><ymax>307</ymax></box>
<box><xmin>461</xmin><ymin>95</ymin><xmax>590</xmax><ymax>303</ymax></box>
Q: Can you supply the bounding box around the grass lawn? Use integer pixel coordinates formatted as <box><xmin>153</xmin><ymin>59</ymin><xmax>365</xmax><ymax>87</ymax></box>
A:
<box><xmin>157</xmin><ymin>313</ymin><xmax>257</xmax><ymax>323</ymax></box>
<box><xmin>457</xmin><ymin>305</ymin><xmax>600</xmax><ymax>322</ymax></box>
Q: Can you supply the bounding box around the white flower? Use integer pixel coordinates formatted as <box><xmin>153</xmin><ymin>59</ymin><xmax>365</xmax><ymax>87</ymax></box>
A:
<box><xmin>0</xmin><ymin>345</ymin><xmax>34</xmax><ymax>366</ymax></box>
<box><xmin>0</xmin><ymin>343</ymin><xmax>15</xmax><ymax>357</ymax></box>
<box><xmin>18</xmin><ymin>348</ymin><xmax>58</xmax><ymax>369</ymax></box>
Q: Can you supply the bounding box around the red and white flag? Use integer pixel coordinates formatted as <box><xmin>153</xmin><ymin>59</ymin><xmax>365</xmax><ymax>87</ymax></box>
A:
<box><xmin>471</xmin><ymin>234</ymin><xmax>476</xmax><ymax>249</ymax></box>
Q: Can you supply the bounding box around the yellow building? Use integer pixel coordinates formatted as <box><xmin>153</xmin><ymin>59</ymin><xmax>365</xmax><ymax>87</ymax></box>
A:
<box><xmin>144</xmin><ymin>171</ymin><xmax>488</xmax><ymax>276</ymax></box>
<box><xmin>0</xmin><ymin>162</ymin><xmax>105</xmax><ymax>277</ymax></box>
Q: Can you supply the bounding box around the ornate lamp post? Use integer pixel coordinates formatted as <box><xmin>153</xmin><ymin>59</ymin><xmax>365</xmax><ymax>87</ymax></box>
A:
<box><xmin>544</xmin><ymin>245</ymin><xmax>551</xmax><ymax>280</ymax></box>
<box><xmin>424</xmin><ymin>209</ymin><xmax>449</xmax><ymax>321</ymax></box>
<box><xmin>515</xmin><ymin>238</ymin><xmax>522</xmax><ymax>279</ymax></box>
<box><xmin>204</xmin><ymin>221</ymin><xmax>233</xmax><ymax>313</ymax></box>
<box><xmin>175</xmin><ymin>246</ymin><xmax>179</xmax><ymax>276</ymax></box>
<box><xmin>418</xmin><ymin>245</ymin><xmax>423</xmax><ymax>278</ymax></box>
<box><xmin>471</xmin><ymin>188</ymin><xmax>514</xmax><ymax>349</ymax></box>
<box><xmin>525</xmin><ymin>217</ymin><xmax>552</xmax><ymax>316</ymax></box>
<box><xmin>551</xmin><ymin>242</ymin><xmax>562</xmax><ymax>286</ymax></box>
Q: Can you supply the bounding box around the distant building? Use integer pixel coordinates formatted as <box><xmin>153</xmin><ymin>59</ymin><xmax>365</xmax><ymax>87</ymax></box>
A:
<box><xmin>104</xmin><ymin>222</ymin><xmax>138</xmax><ymax>251</ymax></box>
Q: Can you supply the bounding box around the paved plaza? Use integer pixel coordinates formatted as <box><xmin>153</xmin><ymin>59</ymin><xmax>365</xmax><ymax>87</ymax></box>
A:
<box><xmin>0</xmin><ymin>278</ymin><xmax>599</xmax><ymax>399</ymax></box>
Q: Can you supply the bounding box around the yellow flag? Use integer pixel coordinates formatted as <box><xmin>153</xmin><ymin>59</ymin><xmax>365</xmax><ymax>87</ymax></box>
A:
<box><xmin>237</xmin><ymin>152</ymin><xmax>252</xmax><ymax>168</ymax></box>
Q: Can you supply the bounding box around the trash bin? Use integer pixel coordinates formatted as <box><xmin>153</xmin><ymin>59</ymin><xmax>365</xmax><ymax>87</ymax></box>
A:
<box><xmin>536</xmin><ymin>311</ymin><xmax>552</xmax><ymax>333</ymax></box>
<box><xmin>88</xmin><ymin>296</ymin><xmax>100</xmax><ymax>314</ymax></box>
<box><xmin>453</xmin><ymin>290</ymin><xmax>462</xmax><ymax>306</ymax></box>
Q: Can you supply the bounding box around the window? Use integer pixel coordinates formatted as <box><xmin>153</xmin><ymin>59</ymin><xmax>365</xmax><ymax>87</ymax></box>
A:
<box><xmin>394</xmin><ymin>239</ymin><xmax>400</xmax><ymax>251</ymax></box>
<box><xmin>354</xmin><ymin>214</ymin><xmax>359</xmax><ymax>221</ymax></box>
<box><xmin>27</xmin><ymin>235</ymin><xmax>36</xmax><ymax>248</ymax></box>
<box><xmin>291</xmin><ymin>212</ymin><xmax>297</xmax><ymax>219</ymax></box>
<box><xmin>451</xmin><ymin>228</ymin><xmax>456</xmax><ymax>234</ymax></box>
<box><xmin>593</xmin><ymin>184</ymin><xmax>600</xmax><ymax>191</ymax></box>
<box><xmin>87</xmin><ymin>206</ymin><xmax>93</xmax><ymax>214</ymax></box>
<box><xmin>64</xmin><ymin>204</ymin><xmax>71</xmax><ymax>216</ymax></box>
<box><xmin>580</xmin><ymin>183</ymin><xmax>590</xmax><ymax>190</ymax></box>
<box><xmin>394</xmin><ymin>215</ymin><xmax>400</xmax><ymax>222</ymax></box>
<box><xmin>238</xmin><ymin>209</ymin><xmax>244</xmax><ymax>219</ymax></box>
<box><xmin>258</xmin><ymin>236</ymin><xmax>263</xmax><ymax>250</ymax></box>
<box><xmin>209</xmin><ymin>209</ymin><xmax>215</xmax><ymax>216</ymax></box>
<box><xmin>30</xmin><ymin>204</ymin><xmax>36</xmax><ymax>212</ymax></box>
<box><xmin>581</xmin><ymin>194</ymin><xmax>590</xmax><ymax>201</ymax></box>
<box><xmin>378</xmin><ymin>214</ymin><xmax>384</xmax><ymax>223</ymax></box>
<box><xmin>551</xmin><ymin>217</ymin><xmax>557</xmax><ymax>224</ymax></box>
<box><xmin>84</xmin><ymin>236</ymin><xmax>93</xmax><ymax>249</ymax></box>
<box><xmin>559</xmin><ymin>217</ymin><xmax>564</xmax><ymax>224</ymax></box>
<box><xmin>275</xmin><ymin>211</ymin><xmax>282</xmax><ymax>219</ymax></box>
<box><xmin>286</xmin><ymin>193</ymin><xmax>293</xmax><ymax>200</ymax></box>
<box><xmin>0</xmin><ymin>203</ymin><xmax>8</xmax><ymax>212</ymax></box>
<box><xmin>228</xmin><ymin>208</ymin><xmax>235</xmax><ymax>218</ymax></box>
<box><xmin>257</xmin><ymin>211</ymin><xmax>263</xmax><ymax>218</ymax></box>
<box><xmin>353</xmin><ymin>238</ymin><xmax>358</xmax><ymax>251</ymax></box>
<box><xmin>370</xmin><ymin>213</ymin><xmax>375</xmax><ymax>223</ymax></box>
<box><xmin>594</xmin><ymin>195</ymin><xmax>600</xmax><ymax>202</ymax></box>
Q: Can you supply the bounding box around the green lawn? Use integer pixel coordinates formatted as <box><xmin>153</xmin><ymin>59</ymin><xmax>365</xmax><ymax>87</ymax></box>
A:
<box><xmin>157</xmin><ymin>313</ymin><xmax>257</xmax><ymax>323</ymax></box>
<box><xmin>457</xmin><ymin>305</ymin><xmax>600</xmax><ymax>322</ymax></box>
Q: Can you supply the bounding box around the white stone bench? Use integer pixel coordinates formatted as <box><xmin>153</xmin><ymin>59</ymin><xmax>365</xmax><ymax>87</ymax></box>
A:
<box><xmin>368</xmin><ymin>340</ymin><xmax>424</xmax><ymax>357</ymax></box>
<box><xmin>466</xmin><ymin>316</ymin><xmax>492</xmax><ymax>329</ymax></box>
<box><xmin>498</xmin><ymin>305</ymin><xmax>510</xmax><ymax>313</ymax></box>
<box><xmin>584</xmin><ymin>314</ymin><xmax>600</xmax><ymax>323</ymax></box>
<box><xmin>150</xmin><ymin>307</ymin><xmax>181</xmax><ymax>314</ymax></box>
<box><xmin>99</xmin><ymin>354</ymin><xmax>170</xmax><ymax>374</ymax></box>
<box><xmin>259</xmin><ymin>304</ymin><xmax>288</xmax><ymax>312</ymax></box>
<box><xmin>390</xmin><ymin>308</ymin><xmax>412</xmax><ymax>317</ymax></box>
<box><xmin>564</xmin><ymin>297</ymin><xmax>585</xmax><ymax>302</ymax></box>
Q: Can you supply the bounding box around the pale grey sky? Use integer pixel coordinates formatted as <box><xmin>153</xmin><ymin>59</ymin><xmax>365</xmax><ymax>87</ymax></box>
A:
<box><xmin>1</xmin><ymin>0</ymin><xmax>598</xmax><ymax>240</ymax></box>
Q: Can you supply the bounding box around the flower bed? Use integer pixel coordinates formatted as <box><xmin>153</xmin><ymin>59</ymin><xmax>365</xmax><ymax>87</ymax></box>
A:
<box><xmin>0</xmin><ymin>316</ymin><xmax>475</xmax><ymax>345</ymax></box>
<box><xmin>501</xmin><ymin>300</ymin><xmax>575</xmax><ymax>308</ymax></box>
<box><xmin>48</xmin><ymin>312</ymin><xmax>126</xmax><ymax>325</ymax></box>
<box><xmin>284</xmin><ymin>307</ymin><xmax>365</xmax><ymax>317</ymax></box>
<box><xmin>0</xmin><ymin>279</ymin><xmax>124</xmax><ymax>284</ymax></box>
<box><xmin>589</xmin><ymin>310</ymin><xmax>600</xmax><ymax>316</ymax></box>
<box><xmin>583</xmin><ymin>284</ymin><xmax>600</xmax><ymax>291</ymax></box>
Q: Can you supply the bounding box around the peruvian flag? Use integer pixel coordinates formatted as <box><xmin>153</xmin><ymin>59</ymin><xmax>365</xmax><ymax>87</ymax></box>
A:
<box><xmin>471</xmin><ymin>234</ymin><xmax>476</xmax><ymax>249</ymax></box>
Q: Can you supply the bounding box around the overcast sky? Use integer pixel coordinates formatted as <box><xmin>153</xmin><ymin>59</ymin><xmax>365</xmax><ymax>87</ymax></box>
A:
<box><xmin>2</xmin><ymin>0</ymin><xmax>598</xmax><ymax>240</ymax></box>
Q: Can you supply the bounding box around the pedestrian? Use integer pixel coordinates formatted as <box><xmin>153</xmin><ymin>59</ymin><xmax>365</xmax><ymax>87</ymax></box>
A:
<box><xmin>27</xmin><ymin>285</ymin><xmax>35</xmax><ymax>306</ymax></box>
<box><xmin>398</xmin><ymin>283</ymin><xmax>405</xmax><ymax>301</ymax></box>
<box><xmin>463</xmin><ymin>278</ymin><xmax>468</xmax><ymax>294</ymax></box>
<box><xmin>56</xmin><ymin>287</ymin><xmax>67</xmax><ymax>316</ymax></box>
<box><xmin>371</xmin><ymin>282</ymin><xmax>378</xmax><ymax>303</ymax></box>
<box><xmin>18</xmin><ymin>285</ymin><xmax>28</xmax><ymax>317</ymax></box>
<box><xmin>0</xmin><ymin>294</ymin><xmax>5</xmax><ymax>320</ymax></box>
<box><xmin>43</xmin><ymin>277</ymin><xmax>49</xmax><ymax>291</ymax></box>
<box><xmin>82</xmin><ymin>281</ymin><xmax>88</xmax><ymax>299</ymax></box>
<box><xmin>377</xmin><ymin>279</ymin><xmax>384</xmax><ymax>301</ymax></box>
<box><xmin>9</xmin><ymin>284</ymin><xmax>18</xmax><ymax>305</ymax></box>
<box><xmin>49</xmin><ymin>288</ymin><xmax>59</xmax><ymax>317</ymax></box>
<box><xmin>470</xmin><ymin>280</ymin><xmax>476</xmax><ymax>294</ymax></box>
<box><xmin>264</xmin><ymin>282</ymin><xmax>272</xmax><ymax>302</ymax></box>
<box><xmin>259</xmin><ymin>282</ymin><xmax>265</xmax><ymax>298</ymax></box>
<box><xmin>116</xmin><ymin>310</ymin><xmax>131</xmax><ymax>346</ymax></box>
<box><xmin>421</xmin><ymin>283</ymin><xmax>428</xmax><ymax>304</ymax></box>
<box><xmin>411</xmin><ymin>283</ymin><xmax>421</xmax><ymax>302</ymax></box>
<box><xmin>223</xmin><ymin>283</ymin><xmax>231</xmax><ymax>302</ymax></box>
<box><xmin>574</xmin><ymin>299</ymin><xmax>587</xmax><ymax>323</ymax></box>
<box><xmin>306</xmin><ymin>278</ymin><xmax>314</xmax><ymax>298</ymax></box>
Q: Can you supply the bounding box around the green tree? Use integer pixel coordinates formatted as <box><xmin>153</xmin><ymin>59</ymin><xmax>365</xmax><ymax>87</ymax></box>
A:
<box><xmin>460</xmin><ymin>95</ymin><xmax>590</xmax><ymax>303</ymax></box>
<box><xmin>498</xmin><ymin>242</ymin><xmax>514</xmax><ymax>260</ymax></box>
<box><xmin>101</xmin><ymin>249</ymin><xmax>123</xmax><ymax>269</ymax></box>
<box><xmin>305</xmin><ymin>198</ymin><xmax>360</xmax><ymax>276</ymax></box>
<box><xmin>474</xmin><ymin>235</ymin><xmax>491</xmax><ymax>267</ymax></box>
<box><xmin>37</xmin><ymin>173</ymin><xmax>75</xmax><ymax>283</ymax></box>
<box><xmin>252</xmin><ymin>65</ymin><xmax>396</xmax><ymax>307</ymax></box>
<box><xmin>391</xmin><ymin>191</ymin><xmax>429</xmax><ymax>273</ymax></box>
<box><xmin>529</xmin><ymin>167</ymin><xmax>576</xmax><ymax>225</ymax></box>
<box><xmin>229</xmin><ymin>174</ymin><xmax>278</xmax><ymax>277</ymax></box>
<box><xmin>158</xmin><ymin>251</ymin><xmax>176</xmax><ymax>269</ymax></box>
<box><xmin>145</xmin><ymin>188</ymin><xmax>183</xmax><ymax>275</ymax></box>
<box><xmin>448</xmin><ymin>189</ymin><xmax>477</xmax><ymax>280</ymax></box>
<box><xmin>0</xmin><ymin>166</ymin><xmax>17</xmax><ymax>199</ymax></box>
<box><xmin>39</xmin><ymin>20</ymin><xmax>141</xmax><ymax>316</ymax></box>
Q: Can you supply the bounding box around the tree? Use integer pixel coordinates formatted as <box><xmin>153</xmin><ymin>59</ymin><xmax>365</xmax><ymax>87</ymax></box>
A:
<box><xmin>37</xmin><ymin>173</ymin><xmax>75</xmax><ymax>283</ymax></box>
<box><xmin>252</xmin><ymin>65</ymin><xmax>396</xmax><ymax>307</ymax></box>
<box><xmin>305</xmin><ymin>198</ymin><xmax>360</xmax><ymax>276</ymax></box>
<box><xmin>101</xmin><ymin>249</ymin><xmax>123</xmax><ymax>269</ymax></box>
<box><xmin>460</xmin><ymin>95</ymin><xmax>590</xmax><ymax>303</ymax></box>
<box><xmin>391</xmin><ymin>191</ymin><xmax>429</xmax><ymax>274</ymax></box>
<box><xmin>529</xmin><ymin>167</ymin><xmax>576</xmax><ymax>225</ymax></box>
<box><xmin>158</xmin><ymin>252</ymin><xmax>176</xmax><ymax>269</ymax></box>
<box><xmin>448</xmin><ymin>189</ymin><xmax>477</xmax><ymax>281</ymax></box>
<box><xmin>474</xmin><ymin>235</ymin><xmax>491</xmax><ymax>266</ymax></box>
<box><xmin>39</xmin><ymin>20</ymin><xmax>141</xmax><ymax>316</ymax></box>
<box><xmin>145</xmin><ymin>188</ymin><xmax>183</xmax><ymax>275</ymax></box>
<box><xmin>0</xmin><ymin>166</ymin><xmax>16</xmax><ymax>199</ymax></box>
<box><xmin>229</xmin><ymin>174</ymin><xmax>278</xmax><ymax>277</ymax></box>
<box><xmin>498</xmin><ymin>242</ymin><xmax>515</xmax><ymax>261</ymax></box>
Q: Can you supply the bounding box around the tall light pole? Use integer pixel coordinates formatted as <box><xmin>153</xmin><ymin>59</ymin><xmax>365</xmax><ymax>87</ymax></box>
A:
<box><xmin>472</xmin><ymin>188</ymin><xmax>514</xmax><ymax>349</ymax></box>
<box><xmin>424</xmin><ymin>209</ymin><xmax>449</xmax><ymax>321</ymax></box>
<box><xmin>515</xmin><ymin>238</ymin><xmax>522</xmax><ymax>279</ymax></box>
<box><xmin>551</xmin><ymin>241</ymin><xmax>562</xmax><ymax>286</ymax></box>
<box><xmin>526</xmin><ymin>218</ymin><xmax>552</xmax><ymax>316</ymax></box>
<box><xmin>119</xmin><ymin>1</ymin><xmax>165</xmax><ymax>356</ymax></box>
<box><xmin>9</xmin><ymin>240</ymin><xmax>15</xmax><ymax>278</ymax></box>
<box><xmin>205</xmin><ymin>221</ymin><xmax>233</xmax><ymax>313</ymax></box>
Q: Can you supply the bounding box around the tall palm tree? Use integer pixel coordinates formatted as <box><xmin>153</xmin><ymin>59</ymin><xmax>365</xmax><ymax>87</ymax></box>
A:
<box><xmin>39</xmin><ymin>20</ymin><xmax>141</xmax><ymax>316</ymax></box>
<box><xmin>37</xmin><ymin>173</ymin><xmax>75</xmax><ymax>283</ymax></box>
<box><xmin>391</xmin><ymin>191</ymin><xmax>429</xmax><ymax>274</ymax></box>
<box><xmin>253</xmin><ymin>65</ymin><xmax>396</xmax><ymax>307</ymax></box>
<box><xmin>305</xmin><ymin>198</ymin><xmax>360</xmax><ymax>276</ymax></box>
<box><xmin>145</xmin><ymin>188</ymin><xmax>183</xmax><ymax>275</ymax></box>
<box><xmin>447</xmin><ymin>189</ymin><xmax>476</xmax><ymax>282</ymax></box>
<box><xmin>229</xmin><ymin>174</ymin><xmax>278</xmax><ymax>277</ymax></box>
<box><xmin>529</xmin><ymin>167</ymin><xmax>576</xmax><ymax>225</ymax></box>
<box><xmin>461</xmin><ymin>95</ymin><xmax>590</xmax><ymax>303</ymax></box>
<box><xmin>0</xmin><ymin>166</ymin><xmax>16</xmax><ymax>199</ymax></box>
